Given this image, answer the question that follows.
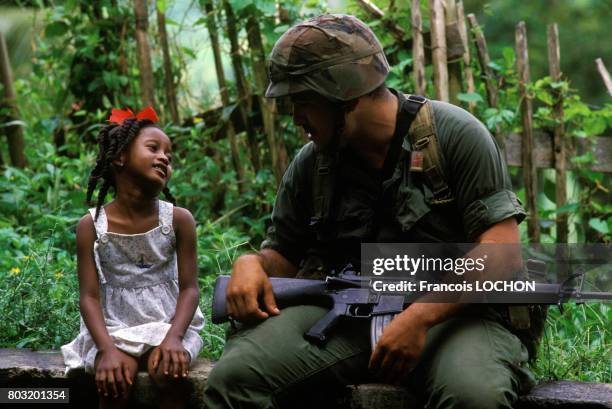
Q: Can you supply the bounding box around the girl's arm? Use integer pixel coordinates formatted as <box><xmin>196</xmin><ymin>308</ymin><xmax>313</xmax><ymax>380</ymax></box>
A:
<box><xmin>76</xmin><ymin>215</ymin><xmax>132</xmax><ymax>396</ymax></box>
<box><xmin>152</xmin><ymin>207</ymin><xmax>200</xmax><ymax>378</ymax></box>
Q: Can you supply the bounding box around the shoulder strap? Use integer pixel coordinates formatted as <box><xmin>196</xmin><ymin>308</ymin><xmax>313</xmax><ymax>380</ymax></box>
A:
<box><xmin>88</xmin><ymin>207</ymin><xmax>108</xmax><ymax>237</ymax></box>
<box><xmin>159</xmin><ymin>200</ymin><xmax>174</xmax><ymax>227</ymax></box>
<box><xmin>406</xmin><ymin>95</ymin><xmax>454</xmax><ymax>204</ymax></box>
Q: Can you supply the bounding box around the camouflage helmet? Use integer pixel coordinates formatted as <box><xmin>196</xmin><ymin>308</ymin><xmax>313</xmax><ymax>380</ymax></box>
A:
<box><xmin>265</xmin><ymin>14</ymin><xmax>390</xmax><ymax>102</ymax></box>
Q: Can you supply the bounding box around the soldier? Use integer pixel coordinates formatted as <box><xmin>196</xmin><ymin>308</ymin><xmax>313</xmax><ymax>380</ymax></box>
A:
<box><xmin>204</xmin><ymin>14</ymin><xmax>538</xmax><ymax>409</ymax></box>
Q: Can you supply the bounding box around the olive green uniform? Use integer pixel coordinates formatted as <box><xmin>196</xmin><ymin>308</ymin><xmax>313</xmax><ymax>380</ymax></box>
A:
<box><xmin>203</xmin><ymin>96</ymin><xmax>536</xmax><ymax>409</ymax></box>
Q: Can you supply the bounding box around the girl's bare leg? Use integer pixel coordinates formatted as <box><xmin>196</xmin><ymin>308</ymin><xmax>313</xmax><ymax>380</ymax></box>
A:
<box><xmin>147</xmin><ymin>346</ymin><xmax>188</xmax><ymax>409</ymax></box>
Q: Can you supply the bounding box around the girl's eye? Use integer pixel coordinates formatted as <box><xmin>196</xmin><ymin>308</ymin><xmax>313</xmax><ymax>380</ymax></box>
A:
<box><xmin>148</xmin><ymin>145</ymin><xmax>157</xmax><ymax>152</ymax></box>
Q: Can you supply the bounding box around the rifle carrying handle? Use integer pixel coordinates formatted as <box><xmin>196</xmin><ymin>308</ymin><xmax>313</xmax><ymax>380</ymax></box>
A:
<box><xmin>304</xmin><ymin>304</ymin><xmax>346</xmax><ymax>345</ymax></box>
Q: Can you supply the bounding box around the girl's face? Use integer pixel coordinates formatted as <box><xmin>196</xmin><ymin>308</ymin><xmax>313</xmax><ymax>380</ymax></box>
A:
<box><xmin>122</xmin><ymin>127</ymin><xmax>173</xmax><ymax>187</ymax></box>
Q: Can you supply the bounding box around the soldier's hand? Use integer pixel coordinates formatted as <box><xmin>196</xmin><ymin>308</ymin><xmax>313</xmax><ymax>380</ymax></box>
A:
<box><xmin>368</xmin><ymin>309</ymin><xmax>428</xmax><ymax>384</ymax></box>
<box><xmin>226</xmin><ymin>254</ymin><xmax>280</xmax><ymax>322</ymax></box>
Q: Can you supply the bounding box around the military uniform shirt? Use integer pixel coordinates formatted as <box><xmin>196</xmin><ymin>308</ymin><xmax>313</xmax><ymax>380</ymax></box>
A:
<box><xmin>262</xmin><ymin>94</ymin><xmax>526</xmax><ymax>272</ymax></box>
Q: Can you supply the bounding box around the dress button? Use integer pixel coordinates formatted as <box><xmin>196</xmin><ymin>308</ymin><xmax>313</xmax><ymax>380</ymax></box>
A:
<box><xmin>100</xmin><ymin>234</ymin><xmax>109</xmax><ymax>243</ymax></box>
<box><xmin>161</xmin><ymin>225</ymin><xmax>171</xmax><ymax>235</ymax></box>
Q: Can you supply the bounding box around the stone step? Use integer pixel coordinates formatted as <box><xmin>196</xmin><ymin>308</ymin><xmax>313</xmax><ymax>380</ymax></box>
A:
<box><xmin>0</xmin><ymin>349</ymin><xmax>610</xmax><ymax>408</ymax></box>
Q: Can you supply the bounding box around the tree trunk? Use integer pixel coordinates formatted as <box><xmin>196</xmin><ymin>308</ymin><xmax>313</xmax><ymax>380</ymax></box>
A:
<box><xmin>456</xmin><ymin>1</ymin><xmax>476</xmax><ymax>113</ymax></box>
<box><xmin>516</xmin><ymin>21</ymin><xmax>540</xmax><ymax>243</ymax></box>
<box><xmin>0</xmin><ymin>32</ymin><xmax>26</xmax><ymax>168</ymax></box>
<box><xmin>547</xmin><ymin>24</ymin><xmax>567</xmax><ymax>244</ymax></box>
<box><xmin>203</xmin><ymin>0</ymin><xmax>245</xmax><ymax>186</ymax></box>
<box><xmin>224</xmin><ymin>0</ymin><xmax>260</xmax><ymax>173</ymax></box>
<box><xmin>134</xmin><ymin>0</ymin><xmax>156</xmax><ymax>107</ymax></box>
<box><xmin>411</xmin><ymin>0</ymin><xmax>426</xmax><ymax>95</ymax></box>
<box><xmin>467</xmin><ymin>13</ymin><xmax>504</xmax><ymax>149</ymax></box>
<box><xmin>444</xmin><ymin>0</ymin><xmax>462</xmax><ymax>105</ymax></box>
<box><xmin>156</xmin><ymin>4</ymin><xmax>179</xmax><ymax>124</ymax></box>
<box><xmin>429</xmin><ymin>0</ymin><xmax>449</xmax><ymax>101</ymax></box>
<box><xmin>246</xmin><ymin>14</ymin><xmax>288</xmax><ymax>183</ymax></box>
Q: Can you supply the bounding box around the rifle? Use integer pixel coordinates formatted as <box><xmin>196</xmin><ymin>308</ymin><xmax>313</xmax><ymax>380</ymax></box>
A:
<box><xmin>211</xmin><ymin>265</ymin><xmax>611</xmax><ymax>347</ymax></box>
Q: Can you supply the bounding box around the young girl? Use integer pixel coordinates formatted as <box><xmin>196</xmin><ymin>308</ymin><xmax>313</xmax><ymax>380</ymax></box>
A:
<box><xmin>61</xmin><ymin>107</ymin><xmax>205</xmax><ymax>409</ymax></box>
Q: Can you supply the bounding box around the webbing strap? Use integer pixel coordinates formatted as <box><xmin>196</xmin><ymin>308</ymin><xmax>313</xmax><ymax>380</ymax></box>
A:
<box><xmin>311</xmin><ymin>153</ymin><xmax>333</xmax><ymax>227</ymax></box>
<box><xmin>406</xmin><ymin>95</ymin><xmax>454</xmax><ymax>204</ymax></box>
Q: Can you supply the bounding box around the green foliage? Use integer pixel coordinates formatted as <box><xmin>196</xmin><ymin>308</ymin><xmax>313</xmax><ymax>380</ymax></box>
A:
<box><xmin>0</xmin><ymin>0</ymin><xmax>609</xmax><ymax>383</ymax></box>
<box><xmin>532</xmin><ymin>303</ymin><xmax>611</xmax><ymax>382</ymax></box>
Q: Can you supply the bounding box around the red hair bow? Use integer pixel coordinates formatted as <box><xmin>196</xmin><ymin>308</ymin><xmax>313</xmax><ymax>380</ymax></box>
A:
<box><xmin>108</xmin><ymin>106</ymin><xmax>159</xmax><ymax>124</ymax></box>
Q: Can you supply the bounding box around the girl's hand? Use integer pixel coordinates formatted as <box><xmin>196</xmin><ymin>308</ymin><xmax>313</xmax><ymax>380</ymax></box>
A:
<box><xmin>151</xmin><ymin>337</ymin><xmax>190</xmax><ymax>378</ymax></box>
<box><xmin>95</xmin><ymin>347</ymin><xmax>134</xmax><ymax>399</ymax></box>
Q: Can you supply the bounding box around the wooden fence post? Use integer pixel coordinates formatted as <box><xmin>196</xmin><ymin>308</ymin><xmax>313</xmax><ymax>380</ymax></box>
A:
<box><xmin>0</xmin><ymin>31</ymin><xmax>26</xmax><ymax>168</ymax></box>
<box><xmin>456</xmin><ymin>1</ymin><xmax>476</xmax><ymax>113</ymax></box>
<box><xmin>429</xmin><ymin>0</ymin><xmax>449</xmax><ymax>101</ymax></box>
<box><xmin>156</xmin><ymin>3</ymin><xmax>179</xmax><ymax>124</ymax></box>
<box><xmin>516</xmin><ymin>21</ymin><xmax>539</xmax><ymax>243</ymax></box>
<box><xmin>467</xmin><ymin>13</ymin><xmax>503</xmax><ymax>149</ymax></box>
<box><xmin>134</xmin><ymin>0</ymin><xmax>156</xmax><ymax>107</ymax></box>
<box><xmin>444</xmin><ymin>0</ymin><xmax>462</xmax><ymax>105</ymax></box>
<box><xmin>411</xmin><ymin>0</ymin><xmax>426</xmax><ymax>95</ymax></box>
<box><xmin>595</xmin><ymin>58</ymin><xmax>612</xmax><ymax>96</ymax></box>
<box><xmin>203</xmin><ymin>0</ymin><xmax>245</xmax><ymax>187</ymax></box>
<box><xmin>547</xmin><ymin>23</ymin><xmax>567</xmax><ymax>244</ymax></box>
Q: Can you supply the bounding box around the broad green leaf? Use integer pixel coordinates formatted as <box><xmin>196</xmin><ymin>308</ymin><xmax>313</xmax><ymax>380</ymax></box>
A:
<box><xmin>457</xmin><ymin>92</ymin><xmax>484</xmax><ymax>104</ymax></box>
<box><xmin>589</xmin><ymin>218</ymin><xmax>609</xmax><ymax>234</ymax></box>
<box><xmin>157</xmin><ymin>0</ymin><xmax>168</xmax><ymax>13</ymax></box>
<box><xmin>45</xmin><ymin>21</ymin><xmax>69</xmax><ymax>38</ymax></box>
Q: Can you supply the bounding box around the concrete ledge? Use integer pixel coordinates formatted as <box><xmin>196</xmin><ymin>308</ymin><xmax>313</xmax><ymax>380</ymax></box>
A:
<box><xmin>1</xmin><ymin>349</ymin><xmax>610</xmax><ymax>408</ymax></box>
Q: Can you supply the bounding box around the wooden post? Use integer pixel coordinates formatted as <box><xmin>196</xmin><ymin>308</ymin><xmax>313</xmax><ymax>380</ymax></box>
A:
<box><xmin>0</xmin><ymin>32</ymin><xmax>26</xmax><ymax>168</ymax></box>
<box><xmin>246</xmin><ymin>14</ymin><xmax>288</xmax><ymax>182</ymax></box>
<box><xmin>467</xmin><ymin>13</ymin><xmax>503</xmax><ymax>148</ymax></box>
<box><xmin>456</xmin><ymin>1</ymin><xmax>476</xmax><ymax>113</ymax></box>
<box><xmin>516</xmin><ymin>21</ymin><xmax>539</xmax><ymax>243</ymax></box>
<box><xmin>156</xmin><ymin>4</ymin><xmax>179</xmax><ymax>124</ymax></box>
<box><xmin>444</xmin><ymin>0</ymin><xmax>461</xmax><ymax>105</ymax></box>
<box><xmin>203</xmin><ymin>0</ymin><xmax>245</xmax><ymax>186</ymax></box>
<box><xmin>595</xmin><ymin>58</ymin><xmax>612</xmax><ymax>96</ymax></box>
<box><xmin>411</xmin><ymin>0</ymin><xmax>426</xmax><ymax>95</ymax></box>
<box><xmin>224</xmin><ymin>0</ymin><xmax>260</xmax><ymax>173</ymax></box>
<box><xmin>134</xmin><ymin>0</ymin><xmax>156</xmax><ymax>107</ymax></box>
<box><xmin>429</xmin><ymin>0</ymin><xmax>449</xmax><ymax>101</ymax></box>
<box><xmin>547</xmin><ymin>24</ymin><xmax>567</xmax><ymax>243</ymax></box>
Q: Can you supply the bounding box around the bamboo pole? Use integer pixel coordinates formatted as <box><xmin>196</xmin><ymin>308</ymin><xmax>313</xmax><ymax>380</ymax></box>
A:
<box><xmin>203</xmin><ymin>0</ymin><xmax>245</xmax><ymax>186</ymax></box>
<box><xmin>224</xmin><ymin>0</ymin><xmax>260</xmax><ymax>173</ymax></box>
<box><xmin>0</xmin><ymin>32</ymin><xmax>26</xmax><ymax>168</ymax></box>
<box><xmin>595</xmin><ymin>58</ymin><xmax>612</xmax><ymax>96</ymax></box>
<box><xmin>547</xmin><ymin>24</ymin><xmax>567</xmax><ymax>243</ymax></box>
<box><xmin>356</xmin><ymin>0</ymin><xmax>408</xmax><ymax>48</ymax></box>
<box><xmin>411</xmin><ymin>0</ymin><xmax>426</xmax><ymax>95</ymax></box>
<box><xmin>516</xmin><ymin>21</ymin><xmax>539</xmax><ymax>243</ymax></box>
<box><xmin>429</xmin><ymin>0</ymin><xmax>449</xmax><ymax>101</ymax></box>
<box><xmin>246</xmin><ymin>14</ymin><xmax>288</xmax><ymax>182</ymax></box>
<box><xmin>467</xmin><ymin>13</ymin><xmax>503</xmax><ymax>148</ymax></box>
<box><xmin>134</xmin><ymin>0</ymin><xmax>156</xmax><ymax>107</ymax></box>
<box><xmin>456</xmin><ymin>1</ymin><xmax>475</xmax><ymax>113</ymax></box>
<box><xmin>156</xmin><ymin>4</ymin><xmax>179</xmax><ymax>124</ymax></box>
<box><xmin>444</xmin><ymin>0</ymin><xmax>461</xmax><ymax>105</ymax></box>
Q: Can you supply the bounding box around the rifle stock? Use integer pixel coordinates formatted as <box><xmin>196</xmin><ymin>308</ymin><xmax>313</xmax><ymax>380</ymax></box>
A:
<box><xmin>211</xmin><ymin>275</ymin><xmax>332</xmax><ymax>324</ymax></box>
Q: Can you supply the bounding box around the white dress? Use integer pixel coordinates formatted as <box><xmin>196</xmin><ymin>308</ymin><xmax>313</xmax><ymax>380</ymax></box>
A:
<box><xmin>61</xmin><ymin>200</ymin><xmax>205</xmax><ymax>373</ymax></box>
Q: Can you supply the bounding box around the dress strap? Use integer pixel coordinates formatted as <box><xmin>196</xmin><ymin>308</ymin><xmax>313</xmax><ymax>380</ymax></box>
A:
<box><xmin>88</xmin><ymin>207</ymin><xmax>108</xmax><ymax>238</ymax></box>
<box><xmin>158</xmin><ymin>200</ymin><xmax>174</xmax><ymax>235</ymax></box>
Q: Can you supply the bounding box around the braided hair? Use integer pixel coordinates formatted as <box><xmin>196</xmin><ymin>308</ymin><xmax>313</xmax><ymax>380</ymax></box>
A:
<box><xmin>87</xmin><ymin>118</ymin><xmax>176</xmax><ymax>221</ymax></box>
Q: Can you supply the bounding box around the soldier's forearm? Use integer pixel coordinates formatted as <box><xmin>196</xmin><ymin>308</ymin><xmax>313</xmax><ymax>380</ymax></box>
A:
<box><xmin>257</xmin><ymin>248</ymin><xmax>298</xmax><ymax>278</ymax></box>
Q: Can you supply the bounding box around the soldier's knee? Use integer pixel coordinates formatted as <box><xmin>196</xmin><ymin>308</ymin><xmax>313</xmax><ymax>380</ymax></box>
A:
<box><xmin>205</xmin><ymin>354</ymin><xmax>261</xmax><ymax>397</ymax></box>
